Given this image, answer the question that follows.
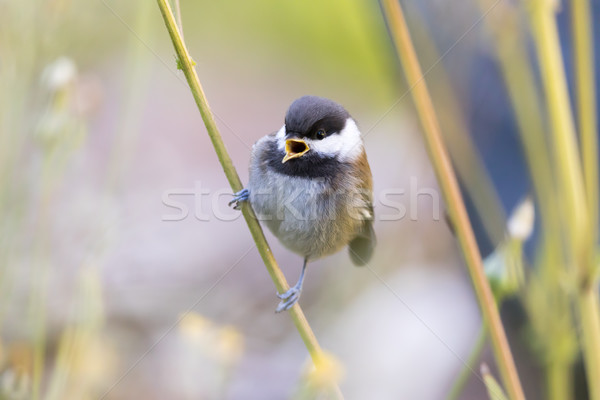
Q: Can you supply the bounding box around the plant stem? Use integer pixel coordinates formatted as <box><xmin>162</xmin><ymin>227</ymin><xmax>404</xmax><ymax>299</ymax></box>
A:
<box><xmin>577</xmin><ymin>288</ymin><xmax>600</xmax><ymax>400</ymax></box>
<box><xmin>155</xmin><ymin>1</ymin><xmax>342</xmax><ymax>398</ymax></box>
<box><xmin>447</xmin><ymin>323</ymin><xmax>487</xmax><ymax>400</ymax></box>
<box><xmin>571</xmin><ymin>1</ymin><xmax>600</xmax><ymax>398</ymax></box>
<box><xmin>527</xmin><ymin>1</ymin><xmax>600</xmax><ymax>399</ymax></box>
<box><xmin>571</xmin><ymin>0</ymin><xmax>598</xmax><ymax>248</ymax></box>
<box><xmin>404</xmin><ymin>6</ymin><xmax>507</xmax><ymax>246</ymax></box>
<box><xmin>379</xmin><ymin>1</ymin><xmax>525</xmax><ymax>399</ymax></box>
<box><xmin>527</xmin><ymin>0</ymin><xmax>589</xmax><ymax>270</ymax></box>
<box><xmin>547</xmin><ymin>358</ymin><xmax>572</xmax><ymax>400</ymax></box>
<box><xmin>479</xmin><ymin>3</ymin><xmax>585</xmax><ymax>399</ymax></box>
<box><xmin>482</xmin><ymin>363</ymin><xmax>510</xmax><ymax>400</ymax></box>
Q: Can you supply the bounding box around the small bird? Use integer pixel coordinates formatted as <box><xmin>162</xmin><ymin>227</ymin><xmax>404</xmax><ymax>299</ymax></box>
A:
<box><xmin>230</xmin><ymin>96</ymin><xmax>375</xmax><ymax>312</ymax></box>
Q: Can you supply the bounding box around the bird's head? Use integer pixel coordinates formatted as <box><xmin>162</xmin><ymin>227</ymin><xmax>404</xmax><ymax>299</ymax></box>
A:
<box><xmin>276</xmin><ymin>96</ymin><xmax>364</xmax><ymax>164</ymax></box>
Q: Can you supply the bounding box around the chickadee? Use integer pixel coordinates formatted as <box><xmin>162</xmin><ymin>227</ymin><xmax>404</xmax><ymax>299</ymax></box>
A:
<box><xmin>230</xmin><ymin>96</ymin><xmax>375</xmax><ymax>312</ymax></box>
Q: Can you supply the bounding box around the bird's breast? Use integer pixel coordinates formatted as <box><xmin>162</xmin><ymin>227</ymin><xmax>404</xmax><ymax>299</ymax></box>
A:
<box><xmin>249</xmin><ymin>169</ymin><xmax>367</xmax><ymax>259</ymax></box>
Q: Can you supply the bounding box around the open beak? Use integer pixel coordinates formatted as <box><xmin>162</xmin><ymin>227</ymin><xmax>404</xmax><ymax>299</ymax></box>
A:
<box><xmin>282</xmin><ymin>138</ymin><xmax>310</xmax><ymax>163</ymax></box>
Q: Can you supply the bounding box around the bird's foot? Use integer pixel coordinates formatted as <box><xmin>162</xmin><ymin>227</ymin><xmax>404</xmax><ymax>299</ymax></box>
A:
<box><xmin>275</xmin><ymin>286</ymin><xmax>301</xmax><ymax>313</ymax></box>
<box><xmin>228</xmin><ymin>188</ymin><xmax>249</xmax><ymax>210</ymax></box>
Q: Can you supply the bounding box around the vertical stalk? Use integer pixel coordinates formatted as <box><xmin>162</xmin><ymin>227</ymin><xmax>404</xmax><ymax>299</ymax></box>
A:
<box><xmin>571</xmin><ymin>0</ymin><xmax>598</xmax><ymax>247</ymax></box>
<box><xmin>571</xmin><ymin>0</ymin><xmax>600</xmax><ymax>394</ymax></box>
<box><xmin>379</xmin><ymin>1</ymin><xmax>524</xmax><ymax>399</ymax></box>
<box><xmin>577</xmin><ymin>288</ymin><xmax>600</xmax><ymax>400</ymax></box>
<box><xmin>155</xmin><ymin>1</ymin><xmax>342</xmax><ymax>398</ymax></box>
<box><xmin>527</xmin><ymin>1</ymin><xmax>600</xmax><ymax>399</ymax></box>
<box><xmin>547</xmin><ymin>360</ymin><xmax>572</xmax><ymax>400</ymax></box>
<box><xmin>478</xmin><ymin>2</ymin><xmax>577</xmax><ymax>398</ymax></box>
<box><xmin>446</xmin><ymin>323</ymin><xmax>487</xmax><ymax>400</ymax></box>
<box><xmin>527</xmin><ymin>0</ymin><xmax>588</xmax><ymax>264</ymax></box>
<box><xmin>404</xmin><ymin>6</ymin><xmax>507</xmax><ymax>246</ymax></box>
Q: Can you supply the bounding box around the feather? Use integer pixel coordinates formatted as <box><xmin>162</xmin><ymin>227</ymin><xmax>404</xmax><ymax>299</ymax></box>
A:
<box><xmin>349</xmin><ymin>218</ymin><xmax>376</xmax><ymax>266</ymax></box>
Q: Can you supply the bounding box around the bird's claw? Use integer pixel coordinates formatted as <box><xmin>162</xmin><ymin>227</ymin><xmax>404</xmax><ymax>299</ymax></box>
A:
<box><xmin>275</xmin><ymin>287</ymin><xmax>301</xmax><ymax>313</ymax></box>
<box><xmin>228</xmin><ymin>189</ymin><xmax>249</xmax><ymax>210</ymax></box>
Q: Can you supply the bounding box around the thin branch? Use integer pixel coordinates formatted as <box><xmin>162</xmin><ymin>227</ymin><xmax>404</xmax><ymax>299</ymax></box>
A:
<box><xmin>155</xmin><ymin>1</ymin><xmax>342</xmax><ymax>398</ymax></box>
<box><xmin>446</xmin><ymin>323</ymin><xmax>487</xmax><ymax>400</ymax></box>
<box><xmin>379</xmin><ymin>1</ymin><xmax>525</xmax><ymax>399</ymax></box>
<box><xmin>527</xmin><ymin>1</ymin><xmax>600</xmax><ymax>399</ymax></box>
<box><xmin>476</xmin><ymin>2</ymin><xmax>576</xmax><ymax>398</ymax></box>
<box><xmin>571</xmin><ymin>0</ymin><xmax>600</xmax><ymax>397</ymax></box>
<box><xmin>528</xmin><ymin>0</ymin><xmax>589</xmax><ymax>273</ymax></box>
<box><xmin>572</xmin><ymin>0</ymin><xmax>599</xmax><ymax>245</ymax></box>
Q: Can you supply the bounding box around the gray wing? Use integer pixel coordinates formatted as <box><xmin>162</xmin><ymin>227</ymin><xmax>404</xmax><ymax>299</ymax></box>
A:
<box><xmin>348</xmin><ymin>204</ymin><xmax>376</xmax><ymax>266</ymax></box>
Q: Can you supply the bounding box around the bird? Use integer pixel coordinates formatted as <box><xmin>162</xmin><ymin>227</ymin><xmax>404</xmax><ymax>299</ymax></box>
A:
<box><xmin>229</xmin><ymin>95</ymin><xmax>375</xmax><ymax>312</ymax></box>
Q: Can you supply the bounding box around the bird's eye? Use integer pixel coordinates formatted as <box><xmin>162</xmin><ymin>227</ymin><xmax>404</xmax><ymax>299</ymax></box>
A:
<box><xmin>316</xmin><ymin>129</ymin><xmax>326</xmax><ymax>140</ymax></box>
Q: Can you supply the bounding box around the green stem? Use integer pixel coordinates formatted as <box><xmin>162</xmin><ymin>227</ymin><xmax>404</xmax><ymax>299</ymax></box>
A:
<box><xmin>547</xmin><ymin>358</ymin><xmax>572</xmax><ymax>400</ymax></box>
<box><xmin>571</xmin><ymin>0</ymin><xmax>598</xmax><ymax>249</ymax></box>
<box><xmin>527</xmin><ymin>2</ymin><xmax>600</xmax><ymax>399</ymax></box>
<box><xmin>155</xmin><ymin>1</ymin><xmax>342</xmax><ymax>398</ymax></box>
<box><xmin>379</xmin><ymin>1</ymin><xmax>524</xmax><ymax>399</ymax></box>
<box><xmin>571</xmin><ymin>1</ymin><xmax>600</xmax><ymax>398</ymax></box>
<box><xmin>447</xmin><ymin>323</ymin><xmax>487</xmax><ymax>400</ymax></box>
<box><xmin>406</xmin><ymin>6</ymin><xmax>507</xmax><ymax>246</ymax></box>
<box><xmin>478</xmin><ymin>3</ymin><xmax>580</xmax><ymax>399</ymax></box>
<box><xmin>577</xmin><ymin>288</ymin><xmax>600</xmax><ymax>400</ymax></box>
<box><xmin>528</xmin><ymin>0</ymin><xmax>589</xmax><ymax>268</ymax></box>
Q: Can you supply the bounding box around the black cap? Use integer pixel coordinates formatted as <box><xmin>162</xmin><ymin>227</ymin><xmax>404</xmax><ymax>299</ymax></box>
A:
<box><xmin>284</xmin><ymin>96</ymin><xmax>350</xmax><ymax>137</ymax></box>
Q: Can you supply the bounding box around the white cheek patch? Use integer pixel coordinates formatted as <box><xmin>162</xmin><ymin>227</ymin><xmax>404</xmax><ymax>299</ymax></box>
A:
<box><xmin>309</xmin><ymin>118</ymin><xmax>363</xmax><ymax>162</ymax></box>
<box><xmin>276</xmin><ymin>125</ymin><xmax>286</xmax><ymax>151</ymax></box>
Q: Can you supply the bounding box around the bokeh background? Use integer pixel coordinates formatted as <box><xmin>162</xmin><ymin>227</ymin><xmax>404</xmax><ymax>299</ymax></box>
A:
<box><xmin>1</xmin><ymin>0</ymin><xmax>597</xmax><ymax>399</ymax></box>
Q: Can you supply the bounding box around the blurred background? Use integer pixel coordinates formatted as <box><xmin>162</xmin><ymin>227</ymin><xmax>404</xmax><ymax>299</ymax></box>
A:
<box><xmin>1</xmin><ymin>0</ymin><xmax>598</xmax><ymax>399</ymax></box>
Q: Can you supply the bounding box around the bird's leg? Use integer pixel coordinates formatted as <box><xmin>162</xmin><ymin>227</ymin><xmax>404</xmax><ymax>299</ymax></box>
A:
<box><xmin>276</xmin><ymin>258</ymin><xmax>308</xmax><ymax>313</ymax></box>
<box><xmin>228</xmin><ymin>188</ymin><xmax>249</xmax><ymax>210</ymax></box>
